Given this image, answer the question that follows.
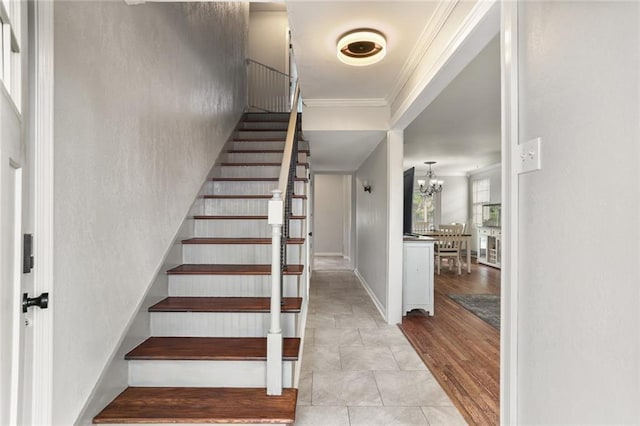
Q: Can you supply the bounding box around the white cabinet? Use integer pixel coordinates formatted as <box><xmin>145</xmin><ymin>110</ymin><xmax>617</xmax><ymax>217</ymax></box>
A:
<box><xmin>402</xmin><ymin>239</ymin><xmax>435</xmax><ymax>316</ymax></box>
<box><xmin>477</xmin><ymin>227</ymin><xmax>501</xmax><ymax>268</ymax></box>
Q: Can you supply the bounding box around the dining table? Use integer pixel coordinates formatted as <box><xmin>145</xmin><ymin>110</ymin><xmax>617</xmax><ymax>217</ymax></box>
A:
<box><xmin>419</xmin><ymin>230</ymin><xmax>472</xmax><ymax>273</ymax></box>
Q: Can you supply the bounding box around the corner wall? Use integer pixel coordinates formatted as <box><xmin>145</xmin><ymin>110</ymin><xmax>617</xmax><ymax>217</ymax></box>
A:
<box><xmin>52</xmin><ymin>2</ymin><xmax>248</xmax><ymax>424</ymax></box>
<box><xmin>517</xmin><ymin>2</ymin><xmax>639</xmax><ymax>423</ymax></box>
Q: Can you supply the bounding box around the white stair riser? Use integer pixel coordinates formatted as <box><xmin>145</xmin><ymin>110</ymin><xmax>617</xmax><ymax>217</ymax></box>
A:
<box><xmin>232</xmin><ymin>141</ymin><xmax>285</xmax><ymax>150</ymax></box>
<box><xmin>150</xmin><ymin>312</ymin><xmax>297</xmax><ymax>337</ymax></box>
<box><xmin>194</xmin><ymin>219</ymin><xmax>304</xmax><ymax>238</ymax></box>
<box><xmin>215</xmin><ymin>166</ymin><xmax>306</xmax><ymax>179</ymax></box>
<box><xmin>183</xmin><ymin>244</ymin><xmax>304</xmax><ymax>265</ymax></box>
<box><xmin>245</xmin><ymin>113</ymin><xmax>290</xmax><ymax>122</ymax></box>
<box><xmin>204</xmin><ymin>181</ymin><xmax>306</xmax><ymax>195</ymax></box>
<box><xmin>226</xmin><ymin>152</ymin><xmax>307</xmax><ymax>163</ymax></box>
<box><xmin>168</xmin><ymin>275</ymin><xmax>300</xmax><ymax>298</ymax></box>
<box><xmin>240</xmin><ymin>122</ymin><xmax>289</xmax><ymax>131</ymax></box>
<box><xmin>200</xmin><ymin>198</ymin><xmax>304</xmax><ymax>216</ymax></box>
<box><xmin>236</xmin><ymin>130</ymin><xmax>288</xmax><ymax>140</ymax></box>
<box><xmin>128</xmin><ymin>360</ymin><xmax>294</xmax><ymax>388</ymax></box>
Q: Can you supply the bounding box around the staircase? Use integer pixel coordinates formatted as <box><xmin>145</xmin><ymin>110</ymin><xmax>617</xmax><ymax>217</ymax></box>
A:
<box><xmin>93</xmin><ymin>110</ymin><xmax>309</xmax><ymax>425</ymax></box>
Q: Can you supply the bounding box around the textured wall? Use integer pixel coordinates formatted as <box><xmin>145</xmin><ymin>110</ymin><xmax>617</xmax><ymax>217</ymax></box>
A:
<box><xmin>355</xmin><ymin>139</ymin><xmax>388</xmax><ymax>310</ymax></box>
<box><xmin>52</xmin><ymin>2</ymin><xmax>248</xmax><ymax>424</ymax></box>
<box><xmin>517</xmin><ymin>2</ymin><xmax>639</xmax><ymax>423</ymax></box>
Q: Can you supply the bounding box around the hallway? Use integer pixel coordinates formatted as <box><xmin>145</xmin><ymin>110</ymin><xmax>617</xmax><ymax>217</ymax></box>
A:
<box><xmin>295</xmin><ymin>267</ymin><xmax>467</xmax><ymax>425</ymax></box>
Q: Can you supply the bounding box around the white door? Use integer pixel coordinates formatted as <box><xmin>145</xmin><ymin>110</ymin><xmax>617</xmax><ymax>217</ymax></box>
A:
<box><xmin>1</xmin><ymin>1</ymin><xmax>37</xmax><ymax>423</ymax></box>
<box><xmin>0</xmin><ymin>87</ymin><xmax>27</xmax><ymax>426</ymax></box>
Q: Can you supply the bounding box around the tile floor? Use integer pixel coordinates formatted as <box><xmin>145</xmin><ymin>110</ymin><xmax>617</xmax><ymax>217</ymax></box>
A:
<box><xmin>295</xmin><ymin>267</ymin><xmax>467</xmax><ymax>425</ymax></box>
<box><xmin>313</xmin><ymin>255</ymin><xmax>352</xmax><ymax>271</ymax></box>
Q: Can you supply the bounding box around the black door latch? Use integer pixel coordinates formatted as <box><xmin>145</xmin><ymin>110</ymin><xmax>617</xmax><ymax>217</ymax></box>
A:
<box><xmin>23</xmin><ymin>234</ymin><xmax>34</xmax><ymax>273</ymax></box>
<box><xmin>22</xmin><ymin>293</ymin><xmax>48</xmax><ymax>313</ymax></box>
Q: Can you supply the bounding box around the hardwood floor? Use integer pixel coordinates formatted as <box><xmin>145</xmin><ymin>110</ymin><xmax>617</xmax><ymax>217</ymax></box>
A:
<box><xmin>399</xmin><ymin>261</ymin><xmax>500</xmax><ymax>426</ymax></box>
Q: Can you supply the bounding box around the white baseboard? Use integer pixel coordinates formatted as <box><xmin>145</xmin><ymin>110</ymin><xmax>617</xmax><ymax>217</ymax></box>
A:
<box><xmin>353</xmin><ymin>269</ymin><xmax>387</xmax><ymax>321</ymax></box>
<box><xmin>314</xmin><ymin>252</ymin><xmax>345</xmax><ymax>257</ymax></box>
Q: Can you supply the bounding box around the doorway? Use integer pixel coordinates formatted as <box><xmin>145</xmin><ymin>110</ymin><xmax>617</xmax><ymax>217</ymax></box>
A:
<box><xmin>311</xmin><ymin>173</ymin><xmax>353</xmax><ymax>271</ymax></box>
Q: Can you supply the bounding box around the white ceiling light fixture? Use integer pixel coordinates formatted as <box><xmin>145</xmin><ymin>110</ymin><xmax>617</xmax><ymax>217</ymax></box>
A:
<box><xmin>337</xmin><ymin>29</ymin><xmax>387</xmax><ymax>66</ymax></box>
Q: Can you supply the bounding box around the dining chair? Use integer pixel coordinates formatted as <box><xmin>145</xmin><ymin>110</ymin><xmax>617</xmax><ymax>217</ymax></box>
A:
<box><xmin>450</xmin><ymin>222</ymin><xmax>466</xmax><ymax>233</ymax></box>
<box><xmin>435</xmin><ymin>225</ymin><xmax>464</xmax><ymax>274</ymax></box>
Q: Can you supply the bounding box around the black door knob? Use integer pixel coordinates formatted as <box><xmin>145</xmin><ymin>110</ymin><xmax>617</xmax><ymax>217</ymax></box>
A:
<box><xmin>22</xmin><ymin>292</ymin><xmax>49</xmax><ymax>313</ymax></box>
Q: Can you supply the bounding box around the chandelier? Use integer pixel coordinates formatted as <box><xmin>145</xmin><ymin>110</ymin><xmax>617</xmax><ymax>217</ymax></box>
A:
<box><xmin>417</xmin><ymin>161</ymin><xmax>444</xmax><ymax>197</ymax></box>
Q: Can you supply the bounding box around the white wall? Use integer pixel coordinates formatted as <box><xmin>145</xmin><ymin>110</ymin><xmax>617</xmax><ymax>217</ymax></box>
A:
<box><xmin>517</xmin><ymin>2</ymin><xmax>639</xmax><ymax>423</ymax></box>
<box><xmin>342</xmin><ymin>175</ymin><xmax>353</xmax><ymax>263</ymax></box>
<box><xmin>52</xmin><ymin>2</ymin><xmax>248</xmax><ymax>424</ymax></box>
<box><xmin>439</xmin><ymin>175</ymin><xmax>468</xmax><ymax>225</ymax></box>
<box><xmin>313</xmin><ymin>174</ymin><xmax>346</xmax><ymax>256</ymax></box>
<box><xmin>355</xmin><ymin>139</ymin><xmax>388</xmax><ymax>312</ymax></box>
<box><xmin>248</xmin><ymin>10</ymin><xmax>288</xmax><ymax>73</ymax></box>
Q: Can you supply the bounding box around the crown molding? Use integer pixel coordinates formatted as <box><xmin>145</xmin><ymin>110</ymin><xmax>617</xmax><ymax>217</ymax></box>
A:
<box><xmin>390</xmin><ymin>0</ymin><xmax>499</xmax><ymax>128</ymax></box>
<box><xmin>386</xmin><ymin>0</ymin><xmax>458</xmax><ymax>108</ymax></box>
<box><xmin>303</xmin><ymin>98</ymin><xmax>388</xmax><ymax>108</ymax></box>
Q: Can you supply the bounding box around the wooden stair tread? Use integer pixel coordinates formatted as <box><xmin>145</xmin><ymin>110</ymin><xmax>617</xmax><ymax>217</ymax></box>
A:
<box><xmin>167</xmin><ymin>264</ymin><xmax>304</xmax><ymax>275</ymax></box>
<box><xmin>220</xmin><ymin>162</ymin><xmax>309</xmax><ymax>167</ymax></box>
<box><xmin>201</xmin><ymin>194</ymin><xmax>307</xmax><ymax>199</ymax></box>
<box><xmin>210</xmin><ymin>177</ymin><xmax>308</xmax><ymax>182</ymax></box>
<box><xmin>233</xmin><ymin>138</ymin><xmax>286</xmax><ymax>142</ymax></box>
<box><xmin>181</xmin><ymin>237</ymin><xmax>305</xmax><ymax>244</ymax></box>
<box><xmin>149</xmin><ymin>297</ymin><xmax>302</xmax><ymax>313</ymax></box>
<box><xmin>227</xmin><ymin>149</ymin><xmax>310</xmax><ymax>153</ymax></box>
<box><xmin>242</xmin><ymin>120</ymin><xmax>289</xmax><ymax>123</ymax></box>
<box><xmin>126</xmin><ymin>337</ymin><xmax>301</xmax><ymax>361</ymax></box>
<box><xmin>193</xmin><ymin>215</ymin><xmax>306</xmax><ymax>220</ymax></box>
<box><xmin>93</xmin><ymin>387</ymin><xmax>298</xmax><ymax>424</ymax></box>
<box><xmin>237</xmin><ymin>128</ymin><xmax>288</xmax><ymax>131</ymax></box>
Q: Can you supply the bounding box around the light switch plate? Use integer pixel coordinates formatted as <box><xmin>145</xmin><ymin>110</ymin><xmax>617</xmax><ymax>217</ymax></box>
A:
<box><xmin>517</xmin><ymin>137</ymin><xmax>541</xmax><ymax>174</ymax></box>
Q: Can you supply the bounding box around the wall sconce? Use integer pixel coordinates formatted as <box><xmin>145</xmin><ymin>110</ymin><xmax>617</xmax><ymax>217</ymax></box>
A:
<box><xmin>362</xmin><ymin>180</ymin><xmax>372</xmax><ymax>193</ymax></box>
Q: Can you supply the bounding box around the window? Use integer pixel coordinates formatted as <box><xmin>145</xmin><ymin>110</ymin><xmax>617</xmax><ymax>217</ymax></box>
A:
<box><xmin>412</xmin><ymin>192</ymin><xmax>435</xmax><ymax>233</ymax></box>
<box><xmin>472</xmin><ymin>178</ymin><xmax>490</xmax><ymax>227</ymax></box>
<box><xmin>0</xmin><ymin>0</ymin><xmax>22</xmax><ymax>111</ymax></box>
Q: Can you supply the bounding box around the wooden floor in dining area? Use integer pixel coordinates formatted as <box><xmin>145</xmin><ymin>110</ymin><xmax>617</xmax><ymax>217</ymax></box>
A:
<box><xmin>399</xmin><ymin>262</ymin><xmax>500</xmax><ymax>426</ymax></box>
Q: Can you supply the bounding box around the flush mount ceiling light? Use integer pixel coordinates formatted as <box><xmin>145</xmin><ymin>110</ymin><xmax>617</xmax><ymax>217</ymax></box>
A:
<box><xmin>337</xmin><ymin>29</ymin><xmax>386</xmax><ymax>66</ymax></box>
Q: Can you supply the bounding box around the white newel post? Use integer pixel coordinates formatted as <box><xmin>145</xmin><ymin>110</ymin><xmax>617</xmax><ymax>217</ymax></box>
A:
<box><xmin>267</xmin><ymin>190</ymin><xmax>284</xmax><ymax>395</ymax></box>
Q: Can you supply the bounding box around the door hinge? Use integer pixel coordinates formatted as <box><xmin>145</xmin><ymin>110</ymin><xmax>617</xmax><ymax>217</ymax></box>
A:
<box><xmin>23</xmin><ymin>234</ymin><xmax>34</xmax><ymax>273</ymax></box>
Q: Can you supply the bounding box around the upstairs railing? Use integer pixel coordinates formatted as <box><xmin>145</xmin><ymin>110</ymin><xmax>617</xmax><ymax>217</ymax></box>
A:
<box><xmin>266</xmin><ymin>82</ymin><xmax>301</xmax><ymax>396</ymax></box>
<box><xmin>247</xmin><ymin>59</ymin><xmax>292</xmax><ymax>113</ymax></box>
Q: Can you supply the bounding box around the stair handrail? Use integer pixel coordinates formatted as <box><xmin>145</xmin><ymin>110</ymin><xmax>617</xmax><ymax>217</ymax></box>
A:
<box><xmin>267</xmin><ymin>81</ymin><xmax>301</xmax><ymax>396</ymax></box>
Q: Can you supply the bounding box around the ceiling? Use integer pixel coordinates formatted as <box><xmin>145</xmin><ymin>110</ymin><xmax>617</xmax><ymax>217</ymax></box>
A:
<box><xmin>286</xmin><ymin>1</ymin><xmax>439</xmax><ymax>103</ymax></box>
<box><xmin>404</xmin><ymin>35</ymin><xmax>500</xmax><ymax>176</ymax></box>
<box><xmin>282</xmin><ymin>0</ymin><xmax>501</xmax><ymax>174</ymax></box>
